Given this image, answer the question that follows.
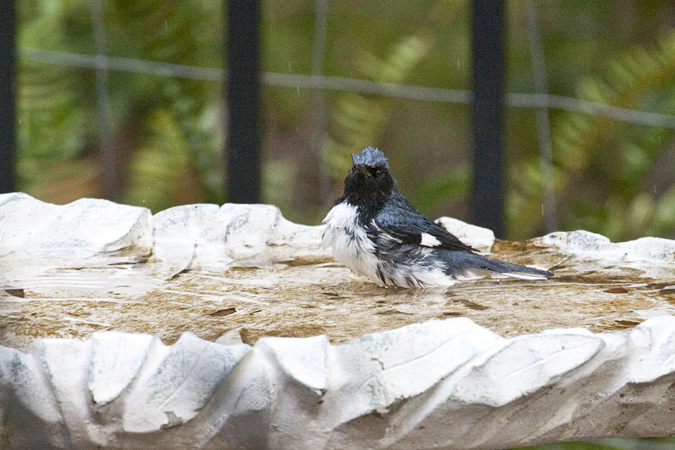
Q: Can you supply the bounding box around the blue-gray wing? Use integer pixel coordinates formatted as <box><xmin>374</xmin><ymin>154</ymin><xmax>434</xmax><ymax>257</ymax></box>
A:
<box><xmin>373</xmin><ymin>192</ymin><xmax>476</xmax><ymax>253</ymax></box>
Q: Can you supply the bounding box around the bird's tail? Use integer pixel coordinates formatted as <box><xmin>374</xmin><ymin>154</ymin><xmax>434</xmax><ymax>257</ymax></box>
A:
<box><xmin>441</xmin><ymin>251</ymin><xmax>552</xmax><ymax>281</ymax></box>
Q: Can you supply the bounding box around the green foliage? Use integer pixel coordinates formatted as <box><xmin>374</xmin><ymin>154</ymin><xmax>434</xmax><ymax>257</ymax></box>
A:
<box><xmin>555</xmin><ymin>31</ymin><xmax>675</xmax><ymax>241</ymax></box>
<box><xmin>321</xmin><ymin>1</ymin><xmax>470</xmax><ymax>224</ymax></box>
<box><xmin>325</xmin><ymin>31</ymin><xmax>435</xmax><ymax>171</ymax></box>
<box><xmin>16</xmin><ymin>0</ymin><xmax>675</xmax><ymax>244</ymax></box>
<box><xmin>17</xmin><ymin>0</ymin><xmax>223</xmax><ymax>209</ymax></box>
<box><xmin>17</xmin><ymin>0</ymin><xmax>475</xmax><ymax>225</ymax></box>
<box><xmin>509</xmin><ymin>30</ymin><xmax>675</xmax><ymax>241</ymax></box>
<box><xmin>17</xmin><ymin>0</ymin><xmax>96</xmax><ymax>195</ymax></box>
<box><xmin>414</xmin><ymin>162</ymin><xmax>471</xmax><ymax>212</ymax></box>
<box><xmin>124</xmin><ymin>109</ymin><xmax>200</xmax><ymax>213</ymax></box>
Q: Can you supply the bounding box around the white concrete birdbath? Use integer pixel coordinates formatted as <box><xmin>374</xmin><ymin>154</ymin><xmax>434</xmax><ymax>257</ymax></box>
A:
<box><xmin>2</xmin><ymin>192</ymin><xmax>675</xmax><ymax>449</ymax></box>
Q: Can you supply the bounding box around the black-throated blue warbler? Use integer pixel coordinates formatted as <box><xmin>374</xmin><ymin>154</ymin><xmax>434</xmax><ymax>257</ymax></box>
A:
<box><xmin>322</xmin><ymin>147</ymin><xmax>552</xmax><ymax>287</ymax></box>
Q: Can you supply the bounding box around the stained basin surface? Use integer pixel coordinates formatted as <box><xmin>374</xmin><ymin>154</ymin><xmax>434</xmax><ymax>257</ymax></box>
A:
<box><xmin>1</xmin><ymin>194</ymin><xmax>674</xmax><ymax>350</ymax></box>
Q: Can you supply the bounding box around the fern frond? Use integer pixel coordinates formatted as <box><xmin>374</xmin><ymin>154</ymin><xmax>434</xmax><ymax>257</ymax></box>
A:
<box><xmin>519</xmin><ymin>30</ymin><xmax>675</xmax><ymax>241</ymax></box>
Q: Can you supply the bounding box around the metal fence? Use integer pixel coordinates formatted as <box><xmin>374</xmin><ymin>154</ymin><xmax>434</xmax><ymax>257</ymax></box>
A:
<box><xmin>4</xmin><ymin>0</ymin><xmax>675</xmax><ymax>237</ymax></box>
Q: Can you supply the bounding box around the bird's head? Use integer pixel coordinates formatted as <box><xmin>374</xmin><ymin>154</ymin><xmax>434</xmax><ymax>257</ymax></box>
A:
<box><xmin>342</xmin><ymin>147</ymin><xmax>396</xmax><ymax>207</ymax></box>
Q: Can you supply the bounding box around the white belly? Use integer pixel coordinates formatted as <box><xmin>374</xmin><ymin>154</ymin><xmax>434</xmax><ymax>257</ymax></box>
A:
<box><xmin>322</xmin><ymin>202</ymin><xmax>383</xmax><ymax>284</ymax></box>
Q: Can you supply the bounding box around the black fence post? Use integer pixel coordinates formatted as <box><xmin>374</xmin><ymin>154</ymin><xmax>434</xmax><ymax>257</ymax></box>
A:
<box><xmin>226</xmin><ymin>0</ymin><xmax>262</xmax><ymax>204</ymax></box>
<box><xmin>0</xmin><ymin>0</ymin><xmax>16</xmax><ymax>194</ymax></box>
<box><xmin>471</xmin><ymin>0</ymin><xmax>506</xmax><ymax>237</ymax></box>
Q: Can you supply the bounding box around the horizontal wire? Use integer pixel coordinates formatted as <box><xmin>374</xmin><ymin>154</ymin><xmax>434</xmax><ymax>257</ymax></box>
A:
<box><xmin>20</xmin><ymin>47</ymin><xmax>223</xmax><ymax>81</ymax></box>
<box><xmin>19</xmin><ymin>47</ymin><xmax>675</xmax><ymax>129</ymax></box>
<box><xmin>264</xmin><ymin>72</ymin><xmax>473</xmax><ymax>103</ymax></box>
<box><xmin>508</xmin><ymin>92</ymin><xmax>675</xmax><ymax>129</ymax></box>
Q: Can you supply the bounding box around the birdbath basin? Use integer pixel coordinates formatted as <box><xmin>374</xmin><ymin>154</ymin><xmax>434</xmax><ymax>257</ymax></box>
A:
<box><xmin>2</xmin><ymin>192</ymin><xmax>675</xmax><ymax>449</ymax></box>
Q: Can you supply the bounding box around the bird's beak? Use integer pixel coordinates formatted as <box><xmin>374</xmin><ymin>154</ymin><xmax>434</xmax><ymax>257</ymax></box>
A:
<box><xmin>353</xmin><ymin>163</ymin><xmax>369</xmax><ymax>176</ymax></box>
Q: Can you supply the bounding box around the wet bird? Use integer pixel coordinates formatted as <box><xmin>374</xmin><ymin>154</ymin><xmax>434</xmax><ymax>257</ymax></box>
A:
<box><xmin>322</xmin><ymin>147</ymin><xmax>552</xmax><ymax>288</ymax></box>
